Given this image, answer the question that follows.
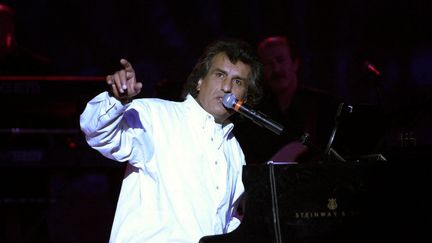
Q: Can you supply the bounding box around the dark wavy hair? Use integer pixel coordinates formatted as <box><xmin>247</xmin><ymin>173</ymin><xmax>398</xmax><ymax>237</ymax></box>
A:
<box><xmin>182</xmin><ymin>39</ymin><xmax>263</xmax><ymax>105</ymax></box>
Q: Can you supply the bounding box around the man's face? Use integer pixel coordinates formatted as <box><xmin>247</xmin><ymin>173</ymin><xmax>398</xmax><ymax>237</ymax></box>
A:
<box><xmin>259</xmin><ymin>44</ymin><xmax>298</xmax><ymax>94</ymax></box>
<box><xmin>196</xmin><ymin>52</ymin><xmax>251</xmax><ymax>124</ymax></box>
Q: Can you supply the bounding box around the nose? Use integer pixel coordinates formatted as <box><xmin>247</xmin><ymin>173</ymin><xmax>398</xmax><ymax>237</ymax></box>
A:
<box><xmin>221</xmin><ymin>77</ymin><xmax>233</xmax><ymax>93</ymax></box>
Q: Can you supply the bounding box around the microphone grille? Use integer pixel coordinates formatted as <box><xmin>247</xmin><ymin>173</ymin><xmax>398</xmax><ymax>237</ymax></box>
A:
<box><xmin>222</xmin><ymin>93</ymin><xmax>237</xmax><ymax>108</ymax></box>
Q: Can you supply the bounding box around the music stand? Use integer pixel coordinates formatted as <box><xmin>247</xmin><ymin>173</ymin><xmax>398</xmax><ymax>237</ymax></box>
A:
<box><xmin>324</xmin><ymin>102</ymin><xmax>387</xmax><ymax>163</ymax></box>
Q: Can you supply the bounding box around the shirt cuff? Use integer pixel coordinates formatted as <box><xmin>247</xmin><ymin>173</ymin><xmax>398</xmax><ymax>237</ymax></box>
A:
<box><xmin>227</xmin><ymin>217</ymin><xmax>241</xmax><ymax>233</ymax></box>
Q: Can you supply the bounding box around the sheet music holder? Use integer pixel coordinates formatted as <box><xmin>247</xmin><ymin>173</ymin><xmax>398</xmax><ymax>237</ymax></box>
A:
<box><xmin>323</xmin><ymin>102</ymin><xmax>387</xmax><ymax>163</ymax></box>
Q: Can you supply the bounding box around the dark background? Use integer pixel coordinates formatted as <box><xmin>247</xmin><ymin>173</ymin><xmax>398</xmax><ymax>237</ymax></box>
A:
<box><xmin>1</xmin><ymin>0</ymin><xmax>431</xmax><ymax>242</ymax></box>
<box><xmin>4</xmin><ymin>0</ymin><xmax>432</xmax><ymax>104</ymax></box>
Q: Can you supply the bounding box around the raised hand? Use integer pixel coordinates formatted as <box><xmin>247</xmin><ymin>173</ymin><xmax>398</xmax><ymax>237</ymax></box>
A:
<box><xmin>106</xmin><ymin>59</ymin><xmax>143</xmax><ymax>104</ymax></box>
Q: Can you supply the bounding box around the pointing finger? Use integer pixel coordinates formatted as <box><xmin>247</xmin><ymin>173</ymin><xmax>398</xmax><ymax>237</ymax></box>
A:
<box><xmin>120</xmin><ymin>59</ymin><xmax>134</xmax><ymax>72</ymax></box>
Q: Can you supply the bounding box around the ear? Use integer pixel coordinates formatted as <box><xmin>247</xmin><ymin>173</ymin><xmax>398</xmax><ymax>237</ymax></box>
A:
<box><xmin>196</xmin><ymin>79</ymin><xmax>202</xmax><ymax>91</ymax></box>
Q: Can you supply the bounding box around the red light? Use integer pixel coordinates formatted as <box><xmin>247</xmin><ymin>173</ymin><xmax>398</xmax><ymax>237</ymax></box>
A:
<box><xmin>67</xmin><ymin>138</ymin><xmax>77</xmax><ymax>149</ymax></box>
<box><xmin>365</xmin><ymin>61</ymin><xmax>381</xmax><ymax>76</ymax></box>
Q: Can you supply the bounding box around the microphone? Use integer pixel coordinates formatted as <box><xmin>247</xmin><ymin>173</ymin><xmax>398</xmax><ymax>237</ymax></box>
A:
<box><xmin>223</xmin><ymin>93</ymin><xmax>284</xmax><ymax>135</ymax></box>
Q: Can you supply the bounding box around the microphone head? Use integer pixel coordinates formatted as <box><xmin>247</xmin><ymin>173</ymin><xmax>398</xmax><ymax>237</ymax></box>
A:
<box><xmin>222</xmin><ymin>93</ymin><xmax>237</xmax><ymax>109</ymax></box>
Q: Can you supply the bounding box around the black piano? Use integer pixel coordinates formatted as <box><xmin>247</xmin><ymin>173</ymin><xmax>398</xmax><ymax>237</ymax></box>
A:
<box><xmin>200</xmin><ymin>155</ymin><xmax>430</xmax><ymax>243</ymax></box>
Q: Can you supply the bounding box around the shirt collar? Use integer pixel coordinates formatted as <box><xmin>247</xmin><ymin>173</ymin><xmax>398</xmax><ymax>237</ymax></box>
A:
<box><xmin>184</xmin><ymin>94</ymin><xmax>234</xmax><ymax>138</ymax></box>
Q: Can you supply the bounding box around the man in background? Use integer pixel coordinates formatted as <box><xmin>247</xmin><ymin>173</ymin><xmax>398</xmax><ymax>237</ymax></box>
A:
<box><xmin>235</xmin><ymin>36</ymin><xmax>339</xmax><ymax>164</ymax></box>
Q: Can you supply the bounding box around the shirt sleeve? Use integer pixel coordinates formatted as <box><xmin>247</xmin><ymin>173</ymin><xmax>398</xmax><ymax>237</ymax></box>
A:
<box><xmin>79</xmin><ymin>91</ymin><xmax>154</xmax><ymax>167</ymax></box>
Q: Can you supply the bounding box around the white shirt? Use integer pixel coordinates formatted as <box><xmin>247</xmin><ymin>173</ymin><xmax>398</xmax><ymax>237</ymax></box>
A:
<box><xmin>80</xmin><ymin>92</ymin><xmax>245</xmax><ymax>243</ymax></box>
